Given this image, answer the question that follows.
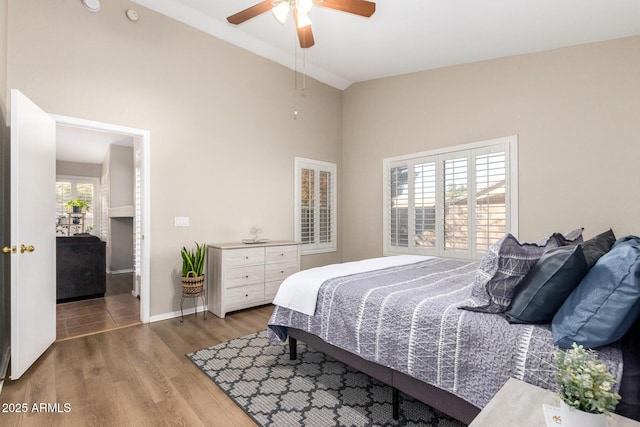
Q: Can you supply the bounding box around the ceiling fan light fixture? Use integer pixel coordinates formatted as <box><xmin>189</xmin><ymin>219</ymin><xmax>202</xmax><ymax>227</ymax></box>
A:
<box><xmin>296</xmin><ymin>0</ymin><xmax>312</xmax><ymax>15</ymax></box>
<box><xmin>272</xmin><ymin>1</ymin><xmax>290</xmax><ymax>24</ymax></box>
<box><xmin>81</xmin><ymin>0</ymin><xmax>101</xmax><ymax>12</ymax></box>
<box><xmin>296</xmin><ymin>12</ymin><xmax>312</xmax><ymax>28</ymax></box>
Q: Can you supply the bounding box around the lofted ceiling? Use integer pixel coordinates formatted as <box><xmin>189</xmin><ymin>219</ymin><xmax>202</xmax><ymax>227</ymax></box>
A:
<box><xmin>130</xmin><ymin>0</ymin><xmax>640</xmax><ymax>90</ymax></box>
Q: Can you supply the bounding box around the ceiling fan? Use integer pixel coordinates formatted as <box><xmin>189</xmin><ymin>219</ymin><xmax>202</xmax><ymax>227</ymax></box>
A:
<box><xmin>227</xmin><ymin>0</ymin><xmax>376</xmax><ymax>48</ymax></box>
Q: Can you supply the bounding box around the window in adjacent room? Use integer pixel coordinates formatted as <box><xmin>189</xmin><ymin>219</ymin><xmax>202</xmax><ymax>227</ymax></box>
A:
<box><xmin>383</xmin><ymin>135</ymin><xmax>518</xmax><ymax>260</ymax></box>
<box><xmin>294</xmin><ymin>157</ymin><xmax>337</xmax><ymax>254</ymax></box>
<box><xmin>55</xmin><ymin>176</ymin><xmax>100</xmax><ymax>236</ymax></box>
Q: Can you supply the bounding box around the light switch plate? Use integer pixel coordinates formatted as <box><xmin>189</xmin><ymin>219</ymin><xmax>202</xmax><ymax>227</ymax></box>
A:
<box><xmin>174</xmin><ymin>216</ymin><xmax>189</xmax><ymax>227</ymax></box>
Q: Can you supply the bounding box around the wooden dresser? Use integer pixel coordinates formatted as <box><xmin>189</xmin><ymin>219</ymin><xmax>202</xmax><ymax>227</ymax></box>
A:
<box><xmin>207</xmin><ymin>241</ymin><xmax>300</xmax><ymax>318</ymax></box>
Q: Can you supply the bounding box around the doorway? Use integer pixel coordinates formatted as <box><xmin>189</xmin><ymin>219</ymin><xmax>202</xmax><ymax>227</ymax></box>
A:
<box><xmin>51</xmin><ymin>115</ymin><xmax>150</xmax><ymax>339</ymax></box>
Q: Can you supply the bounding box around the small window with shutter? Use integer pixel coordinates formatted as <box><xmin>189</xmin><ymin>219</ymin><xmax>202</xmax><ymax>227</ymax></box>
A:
<box><xmin>295</xmin><ymin>158</ymin><xmax>337</xmax><ymax>254</ymax></box>
<box><xmin>383</xmin><ymin>136</ymin><xmax>517</xmax><ymax>260</ymax></box>
<box><xmin>55</xmin><ymin>175</ymin><xmax>101</xmax><ymax>236</ymax></box>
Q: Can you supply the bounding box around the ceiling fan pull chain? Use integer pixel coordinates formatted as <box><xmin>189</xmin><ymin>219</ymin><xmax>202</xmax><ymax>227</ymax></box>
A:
<box><xmin>293</xmin><ymin>33</ymin><xmax>299</xmax><ymax>119</ymax></box>
<box><xmin>302</xmin><ymin>48</ymin><xmax>306</xmax><ymax>93</ymax></box>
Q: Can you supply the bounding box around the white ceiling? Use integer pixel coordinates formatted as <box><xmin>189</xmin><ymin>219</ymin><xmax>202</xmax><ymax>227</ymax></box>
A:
<box><xmin>57</xmin><ymin>125</ymin><xmax>133</xmax><ymax>164</ymax></box>
<box><xmin>130</xmin><ymin>0</ymin><xmax>640</xmax><ymax>90</ymax></box>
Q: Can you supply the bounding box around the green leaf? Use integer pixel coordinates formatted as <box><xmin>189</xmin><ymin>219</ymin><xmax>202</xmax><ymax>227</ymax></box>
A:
<box><xmin>181</xmin><ymin>242</ymin><xmax>206</xmax><ymax>277</ymax></box>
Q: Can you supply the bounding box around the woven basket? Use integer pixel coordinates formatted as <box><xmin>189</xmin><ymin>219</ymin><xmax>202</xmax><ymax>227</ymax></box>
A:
<box><xmin>181</xmin><ymin>271</ymin><xmax>205</xmax><ymax>296</ymax></box>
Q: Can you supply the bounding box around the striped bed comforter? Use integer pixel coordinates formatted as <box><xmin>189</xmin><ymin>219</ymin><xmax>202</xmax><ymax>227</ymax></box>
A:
<box><xmin>267</xmin><ymin>257</ymin><xmax>623</xmax><ymax>409</ymax></box>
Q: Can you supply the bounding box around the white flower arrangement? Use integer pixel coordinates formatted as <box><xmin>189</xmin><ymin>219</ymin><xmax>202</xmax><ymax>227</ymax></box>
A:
<box><xmin>554</xmin><ymin>343</ymin><xmax>621</xmax><ymax>414</ymax></box>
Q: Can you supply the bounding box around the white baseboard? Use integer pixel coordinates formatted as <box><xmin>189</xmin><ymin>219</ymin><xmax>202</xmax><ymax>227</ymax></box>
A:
<box><xmin>149</xmin><ymin>305</ymin><xmax>209</xmax><ymax>323</ymax></box>
<box><xmin>107</xmin><ymin>269</ymin><xmax>134</xmax><ymax>275</ymax></box>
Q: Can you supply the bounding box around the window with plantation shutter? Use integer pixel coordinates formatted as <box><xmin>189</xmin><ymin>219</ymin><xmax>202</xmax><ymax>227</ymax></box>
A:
<box><xmin>55</xmin><ymin>175</ymin><xmax>101</xmax><ymax>237</ymax></box>
<box><xmin>295</xmin><ymin>158</ymin><xmax>337</xmax><ymax>254</ymax></box>
<box><xmin>383</xmin><ymin>136</ymin><xmax>517</xmax><ymax>260</ymax></box>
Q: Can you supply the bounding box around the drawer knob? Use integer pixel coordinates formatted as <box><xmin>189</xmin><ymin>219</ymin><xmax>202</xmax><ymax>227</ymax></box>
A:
<box><xmin>280</xmin><ymin>270</ymin><xmax>285</xmax><ymax>274</ymax></box>
<box><xmin>280</xmin><ymin>253</ymin><xmax>284</xmax><ymax>256</ymax></box>
<box><xmin>245</xmin><ymin>256</ymin><xmax>249</xmax><ymax>260</ymax></box>
<box><xmin>245</xmin><ymin>294</ymin><xmax>248</xmax><ymax>297</ymax></box>
<box><xmin>244</xmin><ymin>275</ymin><xmax>249</xmax><ymax>278</ymax></box>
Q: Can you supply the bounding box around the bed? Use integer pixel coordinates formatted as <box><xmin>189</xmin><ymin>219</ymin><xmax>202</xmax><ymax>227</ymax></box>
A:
<box><xmin>267</xmin><ymin>236</ymin><xmax>640</xmax><ymax>424</ymax></box>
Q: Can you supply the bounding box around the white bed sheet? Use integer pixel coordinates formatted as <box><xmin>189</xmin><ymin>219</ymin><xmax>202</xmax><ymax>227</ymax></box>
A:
<box><xmin>272</xmin><ymin>255</ymin><xmax>432</xmax><ymax>316</ymax></box>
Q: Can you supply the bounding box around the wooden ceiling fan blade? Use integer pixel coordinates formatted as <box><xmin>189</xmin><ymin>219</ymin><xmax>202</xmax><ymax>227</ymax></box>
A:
<box><xmin>315</xmin><ymin>0</ymin><xmax>376</xmax><ymax>17</ymax></box>
<box><xmin>227</xmin><ymin>0</ymin><xmax>274</xmax><ymax>25</ymax></box>
<box><xmin>294</xmin><ymin>10</ymin><xmax>315</xmax><ymax>48</ymax></box>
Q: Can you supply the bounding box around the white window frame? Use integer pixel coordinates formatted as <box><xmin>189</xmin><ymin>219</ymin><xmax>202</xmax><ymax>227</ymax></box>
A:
<box><xmin>294</xmin><ymin>157</ymin><xmax>337</xmax><ymax>255</ymax></box>
<box><xmin>383</xmin><ymin>135</ymin><xmax>518</xmax><ymax>260</ymax></box>
<box><xmin>56</xmin><ymin>175</ymin><xmax>102</xmax><ymax>237</ymax></box>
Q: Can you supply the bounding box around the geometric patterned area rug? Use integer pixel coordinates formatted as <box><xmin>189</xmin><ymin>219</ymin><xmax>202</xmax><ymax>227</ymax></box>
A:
<box><xmin>186</xmin><ymin>331</ymin><xmax>466</xmax><ymax>427</ymax></box>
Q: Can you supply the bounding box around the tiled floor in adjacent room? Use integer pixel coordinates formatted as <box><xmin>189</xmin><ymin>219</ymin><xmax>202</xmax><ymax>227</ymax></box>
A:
<box><xmin>56</xmin><ymin>273</ymin><xmax>140</xmax><ymax>341</ymax></box>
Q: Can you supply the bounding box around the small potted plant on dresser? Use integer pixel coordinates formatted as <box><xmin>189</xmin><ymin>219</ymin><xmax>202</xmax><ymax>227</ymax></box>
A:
<box><xmin>555</xmin><ymin>343</ymin><xmax>621</xmax><ymax>427</ymax></box>
<box><xmin>181</xmin><ymin>242</ymin><xmax>206</xmax><ymax>296</ymax></box>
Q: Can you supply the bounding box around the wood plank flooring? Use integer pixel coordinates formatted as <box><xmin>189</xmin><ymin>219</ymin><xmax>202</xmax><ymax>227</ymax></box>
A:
<box><xmin>56</xmin><ymin>273</ymin><xmax>140</xmax><ymax>340</ymax></box>
<box><xmin>1</xmin><ymin>305</ymin><xmax>274</xmax><ymax>426</ymax></box>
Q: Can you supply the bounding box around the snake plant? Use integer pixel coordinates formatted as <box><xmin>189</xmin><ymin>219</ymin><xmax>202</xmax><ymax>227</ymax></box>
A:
<box><xmin>181</xmin><ymin>242</ymin><xmax>206</xmax><ymax>277</ymax></box>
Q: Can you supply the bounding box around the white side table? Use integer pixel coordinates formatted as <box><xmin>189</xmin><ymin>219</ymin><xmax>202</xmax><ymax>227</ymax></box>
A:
<box><xmin>469</xmin><ymin>378</ymin><xmax>640</xmax><ymax>427</ymax></box>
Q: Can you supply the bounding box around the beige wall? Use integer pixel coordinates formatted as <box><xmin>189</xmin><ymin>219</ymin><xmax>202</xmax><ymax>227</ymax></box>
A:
<box><xmin>343</xmin><ymin>36</ymin><xmax>640</xmax><ymax>261</ymax></box>
<box><xmin>56</xmin><ymin>160</ymin><xmax>102</xmax><ymax>178</ymax></box>
<box><xmin>108</xmin><ymin>145</ymin><xmax>133</xmax><ymax>208</ymax></box>
<box><xmin>6</xmin><ymin>0</ymin><xmax>343</xmax><ymax>317</ymax></box>
<box><xmin>0</xmin><ymin>0</ymin><xmax>6</xmax><ymax>111</ymax></box>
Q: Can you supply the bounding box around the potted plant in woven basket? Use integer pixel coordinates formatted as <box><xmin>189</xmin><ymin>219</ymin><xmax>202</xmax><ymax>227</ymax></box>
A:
<box><xmin>554</xmin><ymin>343</ymin><xmax>621</xmax><ymax>427</ymax></box>
<box><xmin>181</xmin><ymin>242</ymin><xmax>206</xmax><ymax>296</ymax></box>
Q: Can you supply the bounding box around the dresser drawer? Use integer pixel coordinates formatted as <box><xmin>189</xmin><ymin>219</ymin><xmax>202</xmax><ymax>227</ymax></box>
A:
<box><xmin>226</xmin><ymin>284</ymin><xmax>264</xmax><ymax>310</ymax></box>
<box><xmin>223</xmin><ymin>247</ymin><xmax>265</xmax><ymax>268</ymax></box>
<box><xmin>265</xmin><ymin>280</ymin><xmax>282</xmax><ymax>301</ymax></box>
<box><xmin>265</xmin><ymin>261</ymin><xmax>299</xmax><ymax>283</ymax></box>
<box><xmin>265</xmin><ymin>245</ymin><xmax>298</xmax><ymax>264</ymax></box>
<box><xmin>224</xmin><ymin>265</ymin><xmax>265</xmax><ymax>288</ymax></box>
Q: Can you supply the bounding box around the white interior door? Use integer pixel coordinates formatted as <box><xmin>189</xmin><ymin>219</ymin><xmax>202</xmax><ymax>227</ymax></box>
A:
<box><xmin>9</xmin><ymin>89</ymin><xmax>57</xmax><ymax>379</ymax></box>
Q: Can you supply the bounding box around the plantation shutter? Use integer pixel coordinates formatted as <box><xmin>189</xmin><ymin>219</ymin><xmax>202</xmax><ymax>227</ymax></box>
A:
<box><xmin>318</xmin><ymin>170</ymin><xmax>332</xmax><ymax>244</ymax></box>
<box><xmin>300</xmin><ymin>168</ymin><xmax>315</xmax><ymax>245</ymax></box>
<box><xmin>475</xmin><ymin>150</ymin><xmax>507</xmax><ymax>254</ymax></box>
<box><xmin>295</xmin><ymin>158</ymin><xmax>337</xmax><ymax>254</ymax></box>
<box><xmin>389</xmin><ymin>165</ymin><xmax>409</xmax><ymax>249</ymax></box>
<box><xmin>443</xmin><ymin>156</ymin><xmax>469</xmax><ymax>253</ymax></box>
<box><xmin>414</xmin><ymin>162</ymin><xmax>436</xmax><ymax>249</ymax></box>
<box><xmin>55</xmin><ymin>182</ymin><xmax>72</xmax><ymax>215</ymax></box>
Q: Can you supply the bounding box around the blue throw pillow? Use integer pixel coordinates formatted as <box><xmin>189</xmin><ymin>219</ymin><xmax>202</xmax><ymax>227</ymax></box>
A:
<box><xmin>552</xmin><ymin>236</ymin><xmax>640</xmax><ymax>349</ymax></box>
<box><xmin>505</xmin><ymin>245</ymin><xmax>588</xmax><ymax>324</ymax></box>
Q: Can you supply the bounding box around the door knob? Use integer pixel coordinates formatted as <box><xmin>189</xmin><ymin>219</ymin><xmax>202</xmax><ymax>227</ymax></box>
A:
<box><xmin>20</xmin><ymin>244</ymin><xmax>35</xmax><ymax>253</ymax></box>
<box><xmin>2</xmin><ymin>245</ymin><xmax>16</xmax><ymax>254</ymax></box>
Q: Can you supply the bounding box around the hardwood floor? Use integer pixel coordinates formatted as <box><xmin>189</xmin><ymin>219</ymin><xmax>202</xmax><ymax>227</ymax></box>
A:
<box><xmin>1</xmin><ymin>305</ymin><xmax>274</xmax><ymax>426</ymax></box>
<box><xmin>56</xmin><ymin>273</ymin><xmax>140</xmax><ymax>340</ymax></box>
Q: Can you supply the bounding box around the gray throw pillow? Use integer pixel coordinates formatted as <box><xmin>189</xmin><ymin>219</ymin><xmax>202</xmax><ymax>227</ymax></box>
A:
<box><xmin>462</xmin><ymin>230</ymin><xmax>582</xmax><ymax>314</ymax></box>
<box><xmin>579</xmin><ymin>228</ymin><xmax>616</xmax><ymax>268</ymax></box>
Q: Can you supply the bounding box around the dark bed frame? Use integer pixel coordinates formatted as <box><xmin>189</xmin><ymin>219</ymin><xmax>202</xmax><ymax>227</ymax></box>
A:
<box><xmin>287</xmin><ymin>318</ymin><xmax>640</xmax><ymax>425</ymax></box>
<box><xmin>287</xmin><ymin>327</ymin><xmax>481</xmax><ymax>424</ymax></box>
